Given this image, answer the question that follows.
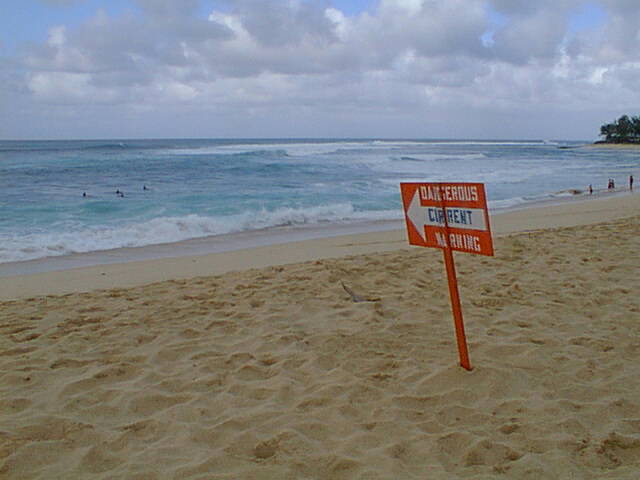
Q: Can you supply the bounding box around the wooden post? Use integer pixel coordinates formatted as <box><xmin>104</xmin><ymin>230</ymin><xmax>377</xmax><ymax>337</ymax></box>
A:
<box><xmin>442</xmin><ymin>246</ymin><xmax>472</xmax><ymax>370</ymax></box>
<box><xmin>439</xmin><ymin>182</ymin><xmax>472</xmax><ymax>371</ymax></box>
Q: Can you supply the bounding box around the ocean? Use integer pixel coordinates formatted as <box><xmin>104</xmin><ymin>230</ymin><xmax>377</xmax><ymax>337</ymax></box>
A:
<box><xmin>0</xmin><ymin>138</ymin><xmax>637</xmax><ymax>268</ymax></box>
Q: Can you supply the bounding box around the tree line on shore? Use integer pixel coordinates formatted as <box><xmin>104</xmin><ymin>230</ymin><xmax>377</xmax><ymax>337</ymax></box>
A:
<box><xmin>597</xmin><ymin>115</ymin><xmax>640</xmax><ymax>144</ymax></box>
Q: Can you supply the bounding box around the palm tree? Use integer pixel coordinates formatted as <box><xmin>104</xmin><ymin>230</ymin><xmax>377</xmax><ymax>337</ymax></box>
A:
<box><xmin>598</xmin><ymin>114</ymin><xmax>640</xmax><ymax>143</ymax></box>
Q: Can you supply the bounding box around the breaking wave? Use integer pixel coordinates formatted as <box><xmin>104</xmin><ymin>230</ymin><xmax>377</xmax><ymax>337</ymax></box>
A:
<box><xmin>0</xmin><ymin>203</ymin><xmax>398</xmax><ymax>263</ymax></box>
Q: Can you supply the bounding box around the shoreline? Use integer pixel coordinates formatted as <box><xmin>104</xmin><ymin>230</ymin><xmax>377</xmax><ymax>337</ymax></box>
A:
<box><xmin>0</xmin><ymin>186</ymin><xmax>630</xmax><ymax>274</ymax></box>
<box><xmin>0</xmin><ymin>190</ymin><xmax>638</xmax><ymax>300</ymax></box>
<box><xmin>0</xmin><ymin>186</ymin><xmax>629</xmax><ymax>276</ymax></box>
<box><xmin>589</xmin><ymin>142</ymin><xmax>640</xmax><ymax>148</ymax></box>
<box><xmin>0</xmin><ymin>219</ymin><xmax>405</xmax><ymax>277</ymax></box>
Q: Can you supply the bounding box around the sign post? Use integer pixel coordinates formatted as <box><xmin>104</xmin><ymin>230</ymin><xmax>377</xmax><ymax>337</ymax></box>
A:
<box><xmin>400</xmin><ymin>182</ymin><xmax>494</xmax><ymax>371</ymax></box>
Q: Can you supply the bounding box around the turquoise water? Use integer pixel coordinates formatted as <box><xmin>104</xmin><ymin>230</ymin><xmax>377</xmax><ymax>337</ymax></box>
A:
<box><xmin>0</xmin><ymin>138</ymin><xmax>637</xmax><ymax>263</ymax></box>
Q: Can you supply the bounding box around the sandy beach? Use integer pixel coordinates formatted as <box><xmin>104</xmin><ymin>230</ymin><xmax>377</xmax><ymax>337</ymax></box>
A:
<box><xmin>1</xmin><ymin>192</ymin><xmax>639</xmax><ymax>479</ymax></box>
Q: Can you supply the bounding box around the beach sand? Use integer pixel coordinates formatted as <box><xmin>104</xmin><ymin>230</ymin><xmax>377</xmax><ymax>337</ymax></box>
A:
<box><xmin>1</xmin><ymin>193</ymin><xmax>639</xmax><ymax>479</ymax></box>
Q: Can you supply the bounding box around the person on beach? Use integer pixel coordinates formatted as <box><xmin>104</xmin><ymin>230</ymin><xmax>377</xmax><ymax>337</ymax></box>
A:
<box><xmin>631</xmin><ymin>175</ymin><xmax>634</xmax><ymax>191</ymax></box>
<box><xmin>589</xmin><ymin>184</ymin><xmax>593</xmax><ymax>195</ymax></box>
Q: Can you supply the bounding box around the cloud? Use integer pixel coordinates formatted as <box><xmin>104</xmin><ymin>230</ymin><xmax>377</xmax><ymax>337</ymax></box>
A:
<box><xmin>228</xmin><ymin>0</ymin><xmax>337</xmax><ymax>48</ymax></box>
<box><xmin>364</xmin><ymin>0</ymin><xmax>488</xmax><ymax>59</ymax></box>
<box><xmin>490</xmin><ymin>8</ymin><xmax>569</xmax><ymax>63</ymax></box>
<box><xmin>133</xmin><ymin>0</ymin><xmax>199</xmax><ymax>18</ymax></box>
<box><xmin>5</xmin><ymin>0</ymin><xmax>640</xmax><ymax>139</ymax></box>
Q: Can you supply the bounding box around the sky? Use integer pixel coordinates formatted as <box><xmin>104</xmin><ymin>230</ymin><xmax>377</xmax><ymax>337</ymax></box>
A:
<box><xmin>0</xmin><ymin>0</ymin><xmax>638</xmax><ymax>140</ymax></box>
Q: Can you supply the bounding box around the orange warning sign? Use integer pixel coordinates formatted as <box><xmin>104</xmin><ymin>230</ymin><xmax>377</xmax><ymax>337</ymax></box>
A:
<box><xmin>400</xmin><ymin>182</ymin><xmax>494</xmax><ymax>371</ymax></box>
<box><xmin>400</xmin><ymin>182</ymin><xmax>493</xmax><ymax>256</ymax></box>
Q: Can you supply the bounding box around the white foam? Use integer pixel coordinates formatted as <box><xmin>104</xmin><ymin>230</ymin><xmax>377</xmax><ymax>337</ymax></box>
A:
<box><xmin>395</xmin><ymin>153</ymin><xmax>487</xmax><ymax>162</ymax></box>
<box><xmin>161</xmin><ymin>139</ymin><xmax>543</xmax><ymax>157</ymax></box>
<box><xmin>0</xmin><ymin>203</ymin><xmax>400</xmax><ymax>264</ymax></box>
<box><xmin>488</xmin><ymin>197</ymin><xmax>528</xmax><ymax>210</ymax></box>
<box><xmin>164</xmin><ymin>141</ymin><xmax>375</xmax><ymax>157</ymax></box>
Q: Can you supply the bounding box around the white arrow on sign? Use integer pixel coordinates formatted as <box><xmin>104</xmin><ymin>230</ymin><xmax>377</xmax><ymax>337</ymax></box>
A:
<box><xmin>406</xmin><ymin>188</ymin><xmax>429</xmax><ymax>242</ymax></box>
<box><xmin>406</xmin><ymin>189</ymin><xmax>488</xmax><ymax>242</ymax></box>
